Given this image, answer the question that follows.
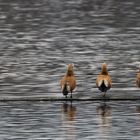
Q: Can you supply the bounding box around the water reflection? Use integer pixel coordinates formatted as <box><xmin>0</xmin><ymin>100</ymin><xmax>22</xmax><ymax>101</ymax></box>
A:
<box><xmin>61</xmin><ymin>102</ymin><xmax>76</xmax><ymax>140</ymax></box>
<box><xmin>97</xmin><ymin>101</ymin><xmax>112</xmax><ymax>124</ymax></box>
<box><xmin>96</xmin><ymin>101</ymin><xmax>112</xmax><ymax>139</ymax></box>
<box><xmin>61</xmin><ymin>102</ymin><xmax>76</xmax><ymax>121</ymax></box>
<box><xmin>136</xmin><ymin>105</ymin><xmax>140</xmax><ymax>122</ymax></box>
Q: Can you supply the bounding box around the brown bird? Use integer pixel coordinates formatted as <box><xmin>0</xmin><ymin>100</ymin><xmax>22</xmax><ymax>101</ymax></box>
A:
<box><xmin>136</xmin><ymin>66</ymin><xmax>140</xmax><ymax>87</ymax></box>
<box><xmin>60</xmin><ymin>64</ymin><xmax>76</xmax><ymax>98</ymax></box>
<box><xmin>96</xmin><ymin>63</ymin><xmax>112</xmax><ymax>97</ymax></box>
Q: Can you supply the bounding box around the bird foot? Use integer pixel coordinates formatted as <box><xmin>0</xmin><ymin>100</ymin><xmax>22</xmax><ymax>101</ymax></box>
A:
<box><xmin>103</xmin><ymin>93</ymin><xmax>106</xmax><ymax>97</ymax></box>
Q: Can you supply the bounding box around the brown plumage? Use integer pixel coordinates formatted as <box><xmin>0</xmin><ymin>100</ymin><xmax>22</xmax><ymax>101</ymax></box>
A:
<box><xmin>60</xmin><ymin>64</ymin><xmax>76</xmax><ymax>98</ymax></box>
<box><xmin>136</xmin><ymin>67</ymin><xmax>140</xmax><ymax>88</ymax></box>
<box><xmin>96</xmin><ymin>63</ymin><xmax>112</xmax><ymax>96</ymax></box>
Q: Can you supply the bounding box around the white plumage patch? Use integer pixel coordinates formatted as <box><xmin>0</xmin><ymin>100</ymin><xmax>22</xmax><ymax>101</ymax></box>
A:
<box><xmin>104</xmin><ymin>79</ymin><xmax>109</xmax><ymax>87</ymax></box>
<box><xmin>98</xmin><ymin>79</ymin><xmax>109</xmax><ymax>87</ymax></box>
<box><xmin>62</xmin><ymin>82</ymin><xmax>70</xmax><ymax>91</ymax></box>
<box><xmin>61</xmin><ymin>85</ymin><xmax>64</xmax><ymax>92</ymax></box>
<box><xmin>98</xmin><ymin>80</ymin><xmax>103</xmax><ymax>87</ymax></box>
<box><xmin>67</xmin><ymin>84</ymin><xmax>70</xmax><ymax>92</ymax></box>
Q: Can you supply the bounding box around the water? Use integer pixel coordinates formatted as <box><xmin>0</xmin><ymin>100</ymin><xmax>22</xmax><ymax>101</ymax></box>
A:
<box><xmin>0</xmin><ymin>0</ymin><xmax>139</xmax><ymax>97</ymax></box>
<box><xmin>0</xmin><ymin>101</ymin><xmax>140</xmax><ymax>140</ymax></box>
<box><xmin>0</xmin><ymin>0</ymin><xmax>140</xmax><ymax>139</ymax></box>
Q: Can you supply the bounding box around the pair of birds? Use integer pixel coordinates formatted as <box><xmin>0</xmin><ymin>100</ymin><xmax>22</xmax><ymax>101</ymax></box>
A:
<box><xmin>60</xmin><ymin>63</ymin><xmax>140</xmax><ymax>98</ymax></box>
<box><xmin>60</xmin><ymin>63</ymin><xmax>111</xmax><ymax>98</ymax></box>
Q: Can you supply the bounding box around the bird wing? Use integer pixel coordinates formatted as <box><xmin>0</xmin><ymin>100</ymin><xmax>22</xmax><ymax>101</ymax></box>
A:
<box><xmin>68</xmin><ymin>76</ymin><xmax>76</xmax><ymax>91</ymax></box>
<box><xmin>60</xmin><ymin>76</ymin><xmax>76</xmax><ymax>91</ymax></box>
<box><xmin>136</xmin><ymin>73</ymin><xmax>140</xmax><ymax>87</ymax></box>
<box><xmin>96</xmin><ymin>75</ymin><xmax>112</xmax><ymax>87</ymax></box>
<box><xmin>60</xmin><ymin>76</ymin><xmax>66</xmax><ymax>88</ymax></box>
<box><xmin>96</xmin><ymin>75</ymin><xmax>103</xmax><ymax>87</ymax></box>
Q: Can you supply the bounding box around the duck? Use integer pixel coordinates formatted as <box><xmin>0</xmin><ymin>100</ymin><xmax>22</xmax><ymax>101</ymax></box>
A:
<box><xmin>60</xmin><ymin>64</ymin><xmax>76</xmax><ymax>98</ymax></box>
<box><xmin>136</xmin><ymin>66</ymin><xmax>140</xmax><ymax>87</ymax></box>
<box><xmin>96</xmin><ymin>63</ymin><xmax>112</xmax><ymax>97</ymax></box>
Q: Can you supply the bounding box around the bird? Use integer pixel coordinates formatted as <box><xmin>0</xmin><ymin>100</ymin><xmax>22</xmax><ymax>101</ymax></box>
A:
<box><xmin>136</xmin><ymin>66</ymin><xmax>140</xmax><ymax>88</ymax></box>
<box><xmin>60</xmin><ymin>64</ymin><xmax>76</xmax><ymax>98</ymax></box>
<box><xmin>96</xmin><ymin>63</ymin><xmax>112</xmax><ymax>97</ymax></box>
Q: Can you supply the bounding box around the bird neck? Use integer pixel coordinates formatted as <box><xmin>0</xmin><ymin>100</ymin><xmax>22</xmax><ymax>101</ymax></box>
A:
<box><xmin>101</xmin><ymin>67</ymin><xmax>108</xmax><ymax>75</ymax></box>
<box><xmin>66</xmin><ymin>70</ymin><xmax>74</xmax><ymax>76</ymax></box>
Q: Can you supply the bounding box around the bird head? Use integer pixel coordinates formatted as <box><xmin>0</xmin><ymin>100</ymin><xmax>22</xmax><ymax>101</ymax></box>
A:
<box><xmin>67</xmin><ymin>64</ymin><xmax>73</xmax><ymax>71</ymax></box>
<box><xmin>101</xmin><ymin>63</ymin><xmax>108</xmax><ymax>75</ymax></box>
<box><xmin>66</xmin><ymin>64</ymin><xmax>74</xmax><ymax>76</ymax></box>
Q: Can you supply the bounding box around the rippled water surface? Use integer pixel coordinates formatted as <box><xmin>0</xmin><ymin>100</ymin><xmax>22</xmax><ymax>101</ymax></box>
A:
<box><xmin>0</xmin><ymin>0</ymin><xmax>139</xmax><ymax>97</ymax></box>
<box><xmin>0</xmin><ymin>101</ymin><xmax>140</xmax><ymax>139</ymax></box>
<box><xmin>0</xmin><ymin>0</ymin><xmax>140</xmax><ymax>139</ymax></box>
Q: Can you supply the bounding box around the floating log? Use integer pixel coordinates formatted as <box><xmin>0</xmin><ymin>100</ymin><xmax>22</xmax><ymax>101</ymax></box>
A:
<box><xmin>0</xmin><ymin>95</ymin><xmax>140</xmax><ymax>101</ymax></box>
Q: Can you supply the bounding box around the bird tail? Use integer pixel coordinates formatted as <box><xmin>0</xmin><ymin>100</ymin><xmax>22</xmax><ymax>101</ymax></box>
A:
<box><xmin>62</xmin><ymin>82</ymin><xmax>70</xmax><ymax>96</ymax></box>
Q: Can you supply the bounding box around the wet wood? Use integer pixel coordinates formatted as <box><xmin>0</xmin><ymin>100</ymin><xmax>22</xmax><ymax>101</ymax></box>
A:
<box><xmin>0</xmin><ymin>96</ymin><xmax>140</xmax><ymax>101</ymax></box>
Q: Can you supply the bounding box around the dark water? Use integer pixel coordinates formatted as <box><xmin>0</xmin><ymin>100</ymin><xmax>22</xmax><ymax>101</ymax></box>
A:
<box><xmin>0</xmin><ymin>0</ymin><xmax>140</xmax><ymax>139</ymax></box>
<box><xmin>0</xmin><ymin>101</ymin><xmax>140</xmax><ymax>140</ymax></box>
<box><xmin>0</xmin><ymin>0</ymin><xmax>139</xmax><ymax>97</ymax></box>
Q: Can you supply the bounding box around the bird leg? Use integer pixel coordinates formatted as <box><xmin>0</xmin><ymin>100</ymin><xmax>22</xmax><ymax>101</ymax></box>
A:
<box><xmin>70</xmin><ymin>99</ymin><xmax>73</xmax><ymax>105</ymax></box>
<box><xmin>70</xmin><ymin>92</ymin><xmax>73</xmax><ymax>98</ymax></box>
<box><xmin>103</xmin><ymin>92</ymin><xmax>106</xmax><ymax>97</ymax></box>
